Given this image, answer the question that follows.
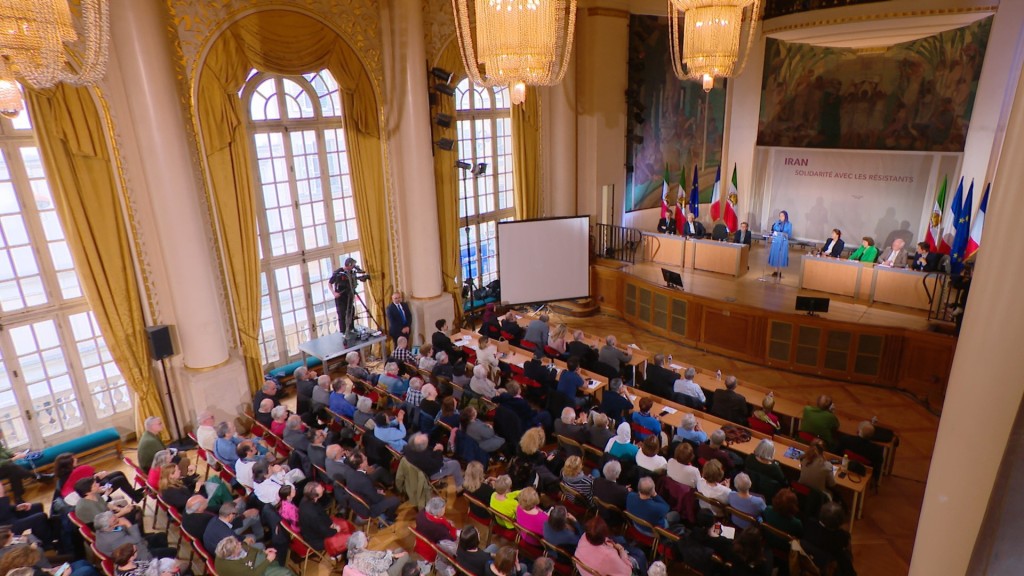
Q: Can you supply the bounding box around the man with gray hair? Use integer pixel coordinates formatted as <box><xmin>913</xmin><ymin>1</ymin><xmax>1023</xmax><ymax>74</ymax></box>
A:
<box><xmin>282</xmin><ymin>414</ymin><xmax>310</xmax><ymax>454</ymax></box>
<box><xmin>403</xmin><ymin>432</ymin><xmax>463</xmax><ymax>489</ymax></box>
<box><xmin>626</xmin><ymin>476</ymin><xmax>678</xmax><ymax>533</ymax></box>
<box><xmin>389</xmin><ymin>335</ymin><xmax>415</xmax><ymax>366</ymax></box>
<box><xmin>673</xmin><ymin>367</ymin><xmax>706</xmax><ymax>408</ymax></box>
<box><xmin>643</xmin><ymin>353</ymin><xmax>679</xmax><ymax>398</ymax></box>
<box><xmin>673</xmin><ymin>412</ymin><xmax>708</xmax><ymax>445</ymax></box>
<box><xmin>346</xmin><ymin>351</ymin><xmax>371</xmax><ymax>382</ymax></box>
<box><xmin>553</xmin><ymin>407</ymin><xmax>587</xmax><ymax>444</ymax></box>
<box><xmin>565</xmin><ymin>329</ymin><xmax>597</xmax><ymax>367</ymax></box>
<box><xmin>294</xmin><ymin>364</ymin><xmax>318</xmax><ymax>416</ymax></box>
<box><xmin>726</xmin><ymin>472</ymin><xmax>765</xmax><ymax>528</ymax></box>
<box><xmin>710</xmin><ymin>375</ymin><xmax>748</xmax><ymax>425</ymax></box>
<box><xmin>698</xmin><ymin>429</ymin><xmax>741</xmax><ymax>474</ymax></box>
<box><xmin>195</xmin><ymin>411</ymin><xmax>217</xmax><ymax>454</ymax></box>
<box><xmin>592</xmin><ymin>460</ymin><xmax>628</xmax><ymax>509</ymax></box>
<box><xmin>311</xmin><ymin>374</ymin><xmax>332</xmax><ymax>414</ymax></box>
<box><xmin>136</xmin><ymin>416</ymin><xmax>166</xmax><ymax>471</ymax></box>
<box><xmin>598</xmin><ymin>334</ymin><xmax>632</xmax><ymax>374</ymax></box>
<box><xmin>95</xmin><ymin>510</ymin><xmax>175</xmax><ymax>560</ymax></box>
<box><xmin>182</xmin><ymin>495</ymin><xmax>215</xmax><ymax>538</ymax></box>
<box><xmin>416</xmin><ymin>496</ymin><xmax>458</xmax><ymax>571</ymax></box>
<box><xmin>598</xmin><ymin>377</ymin><xmax>633</xmax><ymax>422</ymax></box>
<box><xmin>253</xmin><ymin>379</ymin><xmax>280</xmax><ymax>413</ymax></box>
<box><xmin>524</xmin><ymin>314</ymin><xmax>550</xmax><ymax>350</ymax></box>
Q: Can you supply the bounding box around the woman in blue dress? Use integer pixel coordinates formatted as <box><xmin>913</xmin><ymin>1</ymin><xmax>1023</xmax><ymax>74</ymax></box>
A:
<box><xmin>768</xmin><ymin>210</ymin><xmax>792</xmax><ymax>277</ymax></box>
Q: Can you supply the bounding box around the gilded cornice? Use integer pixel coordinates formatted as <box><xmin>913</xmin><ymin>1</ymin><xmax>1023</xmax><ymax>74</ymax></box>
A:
<box><xmin>423</xmin><ymin>0</ymin><xmax>456</xmax><ymax>66</ymax></box>
<box><xmin>167</xmin><ymin>0</ymin><xmax>385</xmax><ymax>93</ymax></box>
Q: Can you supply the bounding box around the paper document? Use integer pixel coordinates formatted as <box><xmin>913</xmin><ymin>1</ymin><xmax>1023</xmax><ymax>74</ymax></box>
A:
<box><xmin>628</xmin><ymin>343</ymin><xmax>640</xmax><ymax>349</ymax></box>
<box><xmin>661</xmin><ymin>407</ymin><xmax>678</xmax><ymax>414</ymax></box>
<box><xmin>670</xmin><ymin>364</ymin><xmax>683</xmax><ymax>370</ymax></box>
<box><xmin>588</xmin><ymin>380</ymin><xmax>601</xmax><ymax>389</ymax></box>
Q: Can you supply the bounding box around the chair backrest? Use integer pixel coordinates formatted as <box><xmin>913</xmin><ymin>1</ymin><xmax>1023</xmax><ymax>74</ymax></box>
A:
<box><xmin>343</xmin><ymin>484</ymin><xmax>373</xmax><ymax>519</ymax></box>
<box><xmin>573</xmin><ymin>557</ymin><xmax>608</xmax><ymax>576</ymax></box>
<box><xmin>68</xmin><ymin>511</ymin><xmax>96</xmax><ymax>543</ymax></box>
<box><xmin>462</xmin><ymin>491</ymin><xmax>492</xmax><ymax>523</ymax></box>
<box><xmin>90</xmin><ymin>542</ymin><xmax>114</xmax><ymax>576</ymax></box>
<box><xmin>554</xmin><ymin>434</ymin><xmax>584</xmax><ymax>457</ymax></box>
<box><xmin>280</xmin><ymin>518</ymin><xmax>322</xmax><ymax>561</ymax></box>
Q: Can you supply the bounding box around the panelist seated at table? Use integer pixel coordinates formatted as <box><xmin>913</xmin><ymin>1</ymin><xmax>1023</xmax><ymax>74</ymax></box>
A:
<box><xmin>911</xmin><ymin>242</ymin><xmax>942</xmax><ymax>272</ymax></box>
<box><xmin>847</xmin><ymin>237</ymin><xmax>879</xmax><ymax>263</ymax></box>
<box><xmin>816</xmin><ymin>229</ymin><xmax>845</xmax><ymax>258</ymax></box>
<box><xmin>877</xmin><ymin>238</ymin><xmax>909</xmax><ymax>268</ymax></box>
<box><xmin>681</xmin><ymin>213</ymin><xmax>707</xmax><ymax>238</ymax></box>
<box><xmin>732</xmin><ymin>222</ymin><xmax>752</xmax><ymax>246</ymax></box>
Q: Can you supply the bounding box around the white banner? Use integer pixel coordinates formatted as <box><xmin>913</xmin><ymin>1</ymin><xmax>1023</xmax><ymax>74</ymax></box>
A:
<box><xmin>765</xmin><ymin>148</ymin><xmax>935</xmax><ymax>246</ymax></box>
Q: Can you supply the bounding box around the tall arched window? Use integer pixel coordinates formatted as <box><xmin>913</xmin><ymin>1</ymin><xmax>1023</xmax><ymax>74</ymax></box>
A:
<box><xmin>455</xmin><ymin>79</ymin><xmax>514</xmax><ymax>290</ymax></box>
<box><xmin>0</xmin><ymin>94</ymin><xmax>132</xmax><ymax>448</ymax></box>
<box><xmin>243</xmin><ymin>70</ymin><xmax>364</xmax><ymax>365</ymax></box>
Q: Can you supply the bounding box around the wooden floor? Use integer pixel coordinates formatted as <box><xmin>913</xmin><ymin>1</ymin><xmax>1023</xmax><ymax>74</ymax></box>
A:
<box><xmin>23</xmin><ymin>307</ymin><xmax>938</xmax><ymax>576</ymax></box>
<box><xmin>620</xmin><ymin>241</ymin><xmax>941</xmax><ymax>332</ymax></box>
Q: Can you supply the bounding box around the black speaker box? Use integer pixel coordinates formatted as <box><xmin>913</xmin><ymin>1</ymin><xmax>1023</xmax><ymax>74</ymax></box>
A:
<box><xmin>146</xmin><ymin>325</ymin><xmax>175</xmax><ymax>360</ymax></box>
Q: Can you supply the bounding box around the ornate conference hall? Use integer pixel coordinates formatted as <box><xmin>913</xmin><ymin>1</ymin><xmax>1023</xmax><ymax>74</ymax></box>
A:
<box><xmin>0</xmin><ymin>1</ymin><xmax>1020</xmax><ymax>576</ymax></box>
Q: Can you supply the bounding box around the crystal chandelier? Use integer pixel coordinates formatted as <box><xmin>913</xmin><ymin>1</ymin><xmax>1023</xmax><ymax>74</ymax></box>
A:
<box><xmin>0</xmin><ymin>0</ymin><xmax>110</xmax><ymax>117</ymax></box>
<box><xmin>452</xmin><ymin>0</ymin><xmax>577</xmax><ymax>105</ymax></box>
<box><xmin>669</xmin><ymin>0</ymin><xmax>762</xmax><ymax>91</ymax></box>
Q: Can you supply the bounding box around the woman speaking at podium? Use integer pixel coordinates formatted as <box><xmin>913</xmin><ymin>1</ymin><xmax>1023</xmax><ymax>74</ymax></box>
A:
<box><xmin>768</xmin><ymin>210</ymin><xmax>792</xmax><ymax>278</ymax></box>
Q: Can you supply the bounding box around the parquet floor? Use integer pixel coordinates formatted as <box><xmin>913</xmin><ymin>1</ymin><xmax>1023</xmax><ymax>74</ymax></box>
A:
<box><xmin>23</xmin><ymin>305</ymin><xmax>936</xmax><ymax>576</ymax></box>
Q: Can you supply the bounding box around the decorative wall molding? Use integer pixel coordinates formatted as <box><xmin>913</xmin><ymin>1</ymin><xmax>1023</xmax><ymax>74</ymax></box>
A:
<box><xmin>423</xmin><ymin>0</ymin><xmax>456</xmax><ymax>66</ymax></box>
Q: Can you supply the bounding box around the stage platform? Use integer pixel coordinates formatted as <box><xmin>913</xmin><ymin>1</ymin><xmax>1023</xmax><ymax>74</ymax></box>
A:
<box><xmin>591</xmin><ymin>242</ymin><xmax>956</xmax><ymax>407</ymax></box>
<box><xmin>616</xmin><ymin>241</ymin><xmax>936</xmax><ymax>332</ymax></box>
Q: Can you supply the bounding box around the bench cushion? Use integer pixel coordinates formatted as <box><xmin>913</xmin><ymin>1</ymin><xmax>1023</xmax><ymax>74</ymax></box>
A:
<box><xmin>266</xmin><ymin>357</ymin><xmax>323</xmax><ymax>381</ymax></box>
<box><xmin>16</xmin><ymin>427</ymin><xmax>122</xmax><ymax>470</ymax></box>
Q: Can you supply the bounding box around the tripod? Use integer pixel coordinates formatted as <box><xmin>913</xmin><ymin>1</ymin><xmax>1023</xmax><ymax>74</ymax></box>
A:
<box><xmin>457</xmin><ymin>160</ymin><xmax>488</xmax><ymax>329</ymax></box>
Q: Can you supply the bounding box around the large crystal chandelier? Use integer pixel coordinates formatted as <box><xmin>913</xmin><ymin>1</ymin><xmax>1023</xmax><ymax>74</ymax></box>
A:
<box><xmin>669</xmin><ymin>0</ymin><xmax>761</xmax><ymax>91</ymax></box>
<box><xmin>0</xmin><ymin>0</ymin><xmax>110</xmax><ymax>117</ymax></box>
<box><xmin>452</xmin><ymin>0</ymin><xmax>577</xmax><ymax>105</ymax></box>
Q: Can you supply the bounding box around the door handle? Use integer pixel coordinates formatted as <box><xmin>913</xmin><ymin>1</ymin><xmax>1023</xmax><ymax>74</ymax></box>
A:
<box><xmin>24</xmin><ymin>409</ymin><xmax>32</xmax><ymax>421</ymax></box>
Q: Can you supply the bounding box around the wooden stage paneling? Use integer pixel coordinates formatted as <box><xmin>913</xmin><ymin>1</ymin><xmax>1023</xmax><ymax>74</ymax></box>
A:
<box><xmin>591</xmin><ymin>255</ymin><xmax>956</xmax><ymax>410</ymax></box>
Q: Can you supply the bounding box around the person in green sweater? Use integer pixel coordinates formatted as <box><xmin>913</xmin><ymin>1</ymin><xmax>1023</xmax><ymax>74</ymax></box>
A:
<box><xmin>214</xmin><ymin>535</ymin><xmax>295</xmax><ymax>576</ymax></box>
<box><xmin>800</xmin><ymin>395</ymin><xmax>841</xmax><ymax>450</ymax></box>
<box><xmin>848</xmin><ymin>236</ymin><xmax>879</xmax><ymax>263</ymax></box>
<box><xmin>136</xmin><ymin>417</ymin><xmax>167</xmax><ymax>472</ymax></box>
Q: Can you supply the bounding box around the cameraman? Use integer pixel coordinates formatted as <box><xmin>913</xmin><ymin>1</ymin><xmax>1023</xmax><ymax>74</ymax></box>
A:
<box><xmin>331</xmin><ymin>258</ymin><xmax>360</xmax><ymax>334</ymax></box>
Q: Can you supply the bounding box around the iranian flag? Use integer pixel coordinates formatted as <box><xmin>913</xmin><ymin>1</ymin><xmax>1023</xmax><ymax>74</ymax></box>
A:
<box><xmin>925</xmin><ymin>176</ymin><xmax>947</xmax><ymax>253</ymax></box>
<box><xmin>724</xmin><ymin>164</ymin><xmax>739</xmax><ymax>232</ymax></box>
<box><xmin>660</xmin><ymin>165</ymin><xmax>671</xmax><ymax>220</ymax></box>
<box><xmin>939</xmin><ymin>177</ymin><xmax>963</xmax><ymax>255</ymax></box>
<box><xmin>709</xmin><ymin>165</ymin><xmax>722</xmax><ymax>221</ymax></box>
<box><xmin>965</xmin><ymin>182</ymin><xmax>989</xmax><ymax>260</ymax></box>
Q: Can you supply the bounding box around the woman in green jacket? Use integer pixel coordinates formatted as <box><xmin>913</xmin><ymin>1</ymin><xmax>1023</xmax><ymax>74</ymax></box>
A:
<box><xmin>848</xmin><ymin>236</ymin><xmax>879</xmax><ymax>263</ymax></box>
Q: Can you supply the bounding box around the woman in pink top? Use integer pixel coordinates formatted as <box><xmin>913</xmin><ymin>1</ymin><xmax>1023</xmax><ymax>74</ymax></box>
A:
<box><xmin>574</xmin><ymin>517</ymin><xmax>633</xmax><ymax>576</ymax></box>
<box><xmin>514</xmin><ymin>487</ymin><xmax>548</xmax><ymax>545</ymax></box>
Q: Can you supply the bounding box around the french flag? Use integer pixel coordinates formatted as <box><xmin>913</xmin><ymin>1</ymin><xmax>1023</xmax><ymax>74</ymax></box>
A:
<box><xmin>965</xmin><ymin>182</ymin><xmax>989</xmax><ymax>260</ymax></box>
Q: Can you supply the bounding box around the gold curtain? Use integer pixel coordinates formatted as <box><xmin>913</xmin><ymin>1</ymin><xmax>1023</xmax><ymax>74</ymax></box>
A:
<box><xmin>198</xmin><ymin>10</ymin><xmax>389</xmax><ymax>388</ymax></box>
<box><xmin>26</xmin><ymin>84</ymin><xmax>169</xmax><ymax>439</ymax></box>
<box><xmin>511</xmin><ymin>86</ymin><xmax>541</xmax><ymax>220</ymax></box>
<box><xmin>432</xmin><ymin>41</ymin><xmax>467</xmax><ymax>316</ymax></box>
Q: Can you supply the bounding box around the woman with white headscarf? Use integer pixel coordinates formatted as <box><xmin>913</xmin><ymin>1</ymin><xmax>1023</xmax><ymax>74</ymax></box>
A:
<box><xmin>604</xmin><ymin>422</ymin><xmax>638</xmax><ymax>459</ymax></box>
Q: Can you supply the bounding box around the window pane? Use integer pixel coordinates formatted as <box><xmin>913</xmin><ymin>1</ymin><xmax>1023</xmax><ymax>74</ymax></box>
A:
<box><xmin>69</xmin><ymin>312</ymin><xmax>131</xmax><ymax>419</ymax></box>
<box><xmin>275</xmin><ymin>265</ymin><xmax>310</xmax><ymax>356</ymax></box>
<box><xmin>250</xmin><ymin>78</ymin><xmax>280</xmax><ymax>121</ymax></box>
<box><xmin>0</xmin><ymin>349</ymin><xmax>29</xmax><ymax>447</ymax></box>
<box><xmin>10</xmin><ymin>321</ymin><xmax>84</xmax><ymax>438</ymax></box>
<box><xmin>258</xmin><ymin>272</ymin><xmax>279</xmax><ymax>363</ymax></box>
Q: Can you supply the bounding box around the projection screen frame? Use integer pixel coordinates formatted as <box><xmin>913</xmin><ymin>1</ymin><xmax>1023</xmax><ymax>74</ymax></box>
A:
<box><xmin>496</xmin><ymin>215</ymin><xmax>592</xmax><ymax>306</ymax></box>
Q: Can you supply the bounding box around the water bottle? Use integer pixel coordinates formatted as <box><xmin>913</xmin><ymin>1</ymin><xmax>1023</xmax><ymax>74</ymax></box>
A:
<box><xmin>716</xmin><ymin>369</ymin><xmax>722</xmax><ymax>380</ymax></box>
<box><xmin>871</xmin><ymin>416</ymin><xmax>878</xmax><ymax>426</ymax></box>
<box><xmin>841</xmin><ymin>454</ymin><xmax>849</xmax><ymax>471</ymax></box>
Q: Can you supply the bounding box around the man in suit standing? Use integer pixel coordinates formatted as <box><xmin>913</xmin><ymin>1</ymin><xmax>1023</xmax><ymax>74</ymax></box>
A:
<box><xmin>912</xmin><ymin>242</ymin><xmax>941</xmax><ymax>272</ymax></box>
<box><xmin>732</xmin><ymin>222</ymin><xmax>752</xmax><ymax>246</ymax></box>
<box><xmin>710</xmin><ymin>375</ymin><xmax>748</xmax><ymax>425</ymax></box>
<box><xmin>385</xmin><ymin>292</ymin><xmax>412</xmax><ymax>346</ymax></box>
<box><xmin>878</xmin><ymin>238</ymin><xmax>908</xmax><ymax>268</ymax></box>
<box><xmin>681</xmin><ymin>213</ymin><xmax>706</xmax><ymax>238</ymax></box>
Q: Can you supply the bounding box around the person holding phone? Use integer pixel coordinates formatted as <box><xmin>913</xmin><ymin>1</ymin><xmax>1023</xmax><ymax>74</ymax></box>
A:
<box><xmin>0</xmin><ymin>429</ymin><xmax>51</xmax><ymax>504</ymax></box>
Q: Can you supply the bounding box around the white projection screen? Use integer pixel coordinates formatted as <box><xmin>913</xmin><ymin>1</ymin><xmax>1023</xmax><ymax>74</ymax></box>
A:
<box><xmin>497</xmin><ymin>216</ymin><xmax>590</xmax><ymax>305</ymax></box>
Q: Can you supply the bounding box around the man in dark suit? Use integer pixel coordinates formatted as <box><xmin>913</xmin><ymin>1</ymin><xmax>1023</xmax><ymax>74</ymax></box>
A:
<box><xmin>839</xmin><ymin>421</ymin><xmax>885</xmax><ymax>477</ymax></box>
<box><xmin>593</xmin><ymin>461</ymin><xmax>629</xmax><ymax>510</ymax></box>
<box><xmin>598</xmin><ymin>378</ymin><xmax>633</xmax><ymax>423</ymax></box>
<box><xmin>182</xmin><ymin>495</ymin><xmax>216</xmax><ymax>539</ymax></box>
<box><xmin>912</xmin><ymin>242</ymin><xmax>941</xmax><ymax>272</ymax></box>
<box><xmin>344</xmin><ymin>452</ymin><xmax>400</xmax><ymax>522</ymax></box>
<box><xmin>293</xmin><ymin>366</ymin><xmax>317</xmax><ymax>416</ymax></box>
<box><xmin>523</xmin><ymin>350</ymin><xmax>558</xmax><ymax>388</ymax></box>
<box><xmin>732</xmin><ymin>222</ymin><xmax>752</xmax><ymax>246</ymax></box>
<box><xmin>431</xmin><ymin>318</ymin><xmax>465</xmax><ymax>364</ymax></box>
<box><xmin>385</xmin><ymin>292</ymin><xmax>412</xmax><ymax>346</ymax></box>
<box><xmin>203</xmin><ymin>503</ymin><xmax>241</xmax><ymax>554</ymax></box>
<box><xmin>819</xmin><ymin>229</ymin><xmax>845</xmax><ymax>258</ymax></box>
<box><xmin>642</xmin><ymin>353</ymin><xmax>678</xmax><ymax>398</ymax></box>
<box><xmin>710</xmin><ymin>375</ymin><xmax>748</xmax><ymax>425</ymax></box>
<box><xmin>565</xmin><ymin>330</ymin><xmax>598</xmax><ymax>369</ymax></box>
<box><xmin>681</xmin><ymin>213</ymin><xmax>706</xmax><ymax>238</ymax></box>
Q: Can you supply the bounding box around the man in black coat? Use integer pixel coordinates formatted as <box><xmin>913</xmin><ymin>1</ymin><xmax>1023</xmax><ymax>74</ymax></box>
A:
<box><xmin>565</xmin><ymin>330</ymin><xmax>598</xmax><ymax>369</ymax></box>
<box><xmin>710</xmin><ymin>375</ymin><xmax>748</xmax><ymax>425</ymax></box>
<box><xmin>385</xmin><ymin>292</ymin><xmax>412</xmax><ymax>346</ymax></box>
<box><xmin>642</xmin><ymin>353</ymin><xmax>678</xmax><ymax>399</ymax></box>
<box><xmin>293</xmin><ymin>366</ymin><xmax>318</xmax><ymax>416</ymax></box>
<box><xmin>344</xmin><ymin>452</ymin><xmax>400</xmax><ymax>522</ymax></box>
<box><xmin>523</xmin><ymin>350</ymin><xmax>558</xmax><ymax>388</ymax></box>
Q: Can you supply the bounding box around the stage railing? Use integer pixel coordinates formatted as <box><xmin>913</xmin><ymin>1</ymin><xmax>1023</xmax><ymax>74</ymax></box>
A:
<box><xmin>592</xmin><ymin>224</ymin><xmax>643</xmax><ymax>264</ymax></box>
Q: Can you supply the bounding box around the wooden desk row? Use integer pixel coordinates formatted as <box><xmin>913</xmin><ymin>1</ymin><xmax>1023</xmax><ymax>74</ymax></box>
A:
<box><xmin>641</xmin><ymin>233</ymin><xmax>750</xmax><ymax>278</ymax></box>
<box><xmin>799</xmin><ymin>255</ymin><xmax>939</xmax><ymax>311</ymax></box>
